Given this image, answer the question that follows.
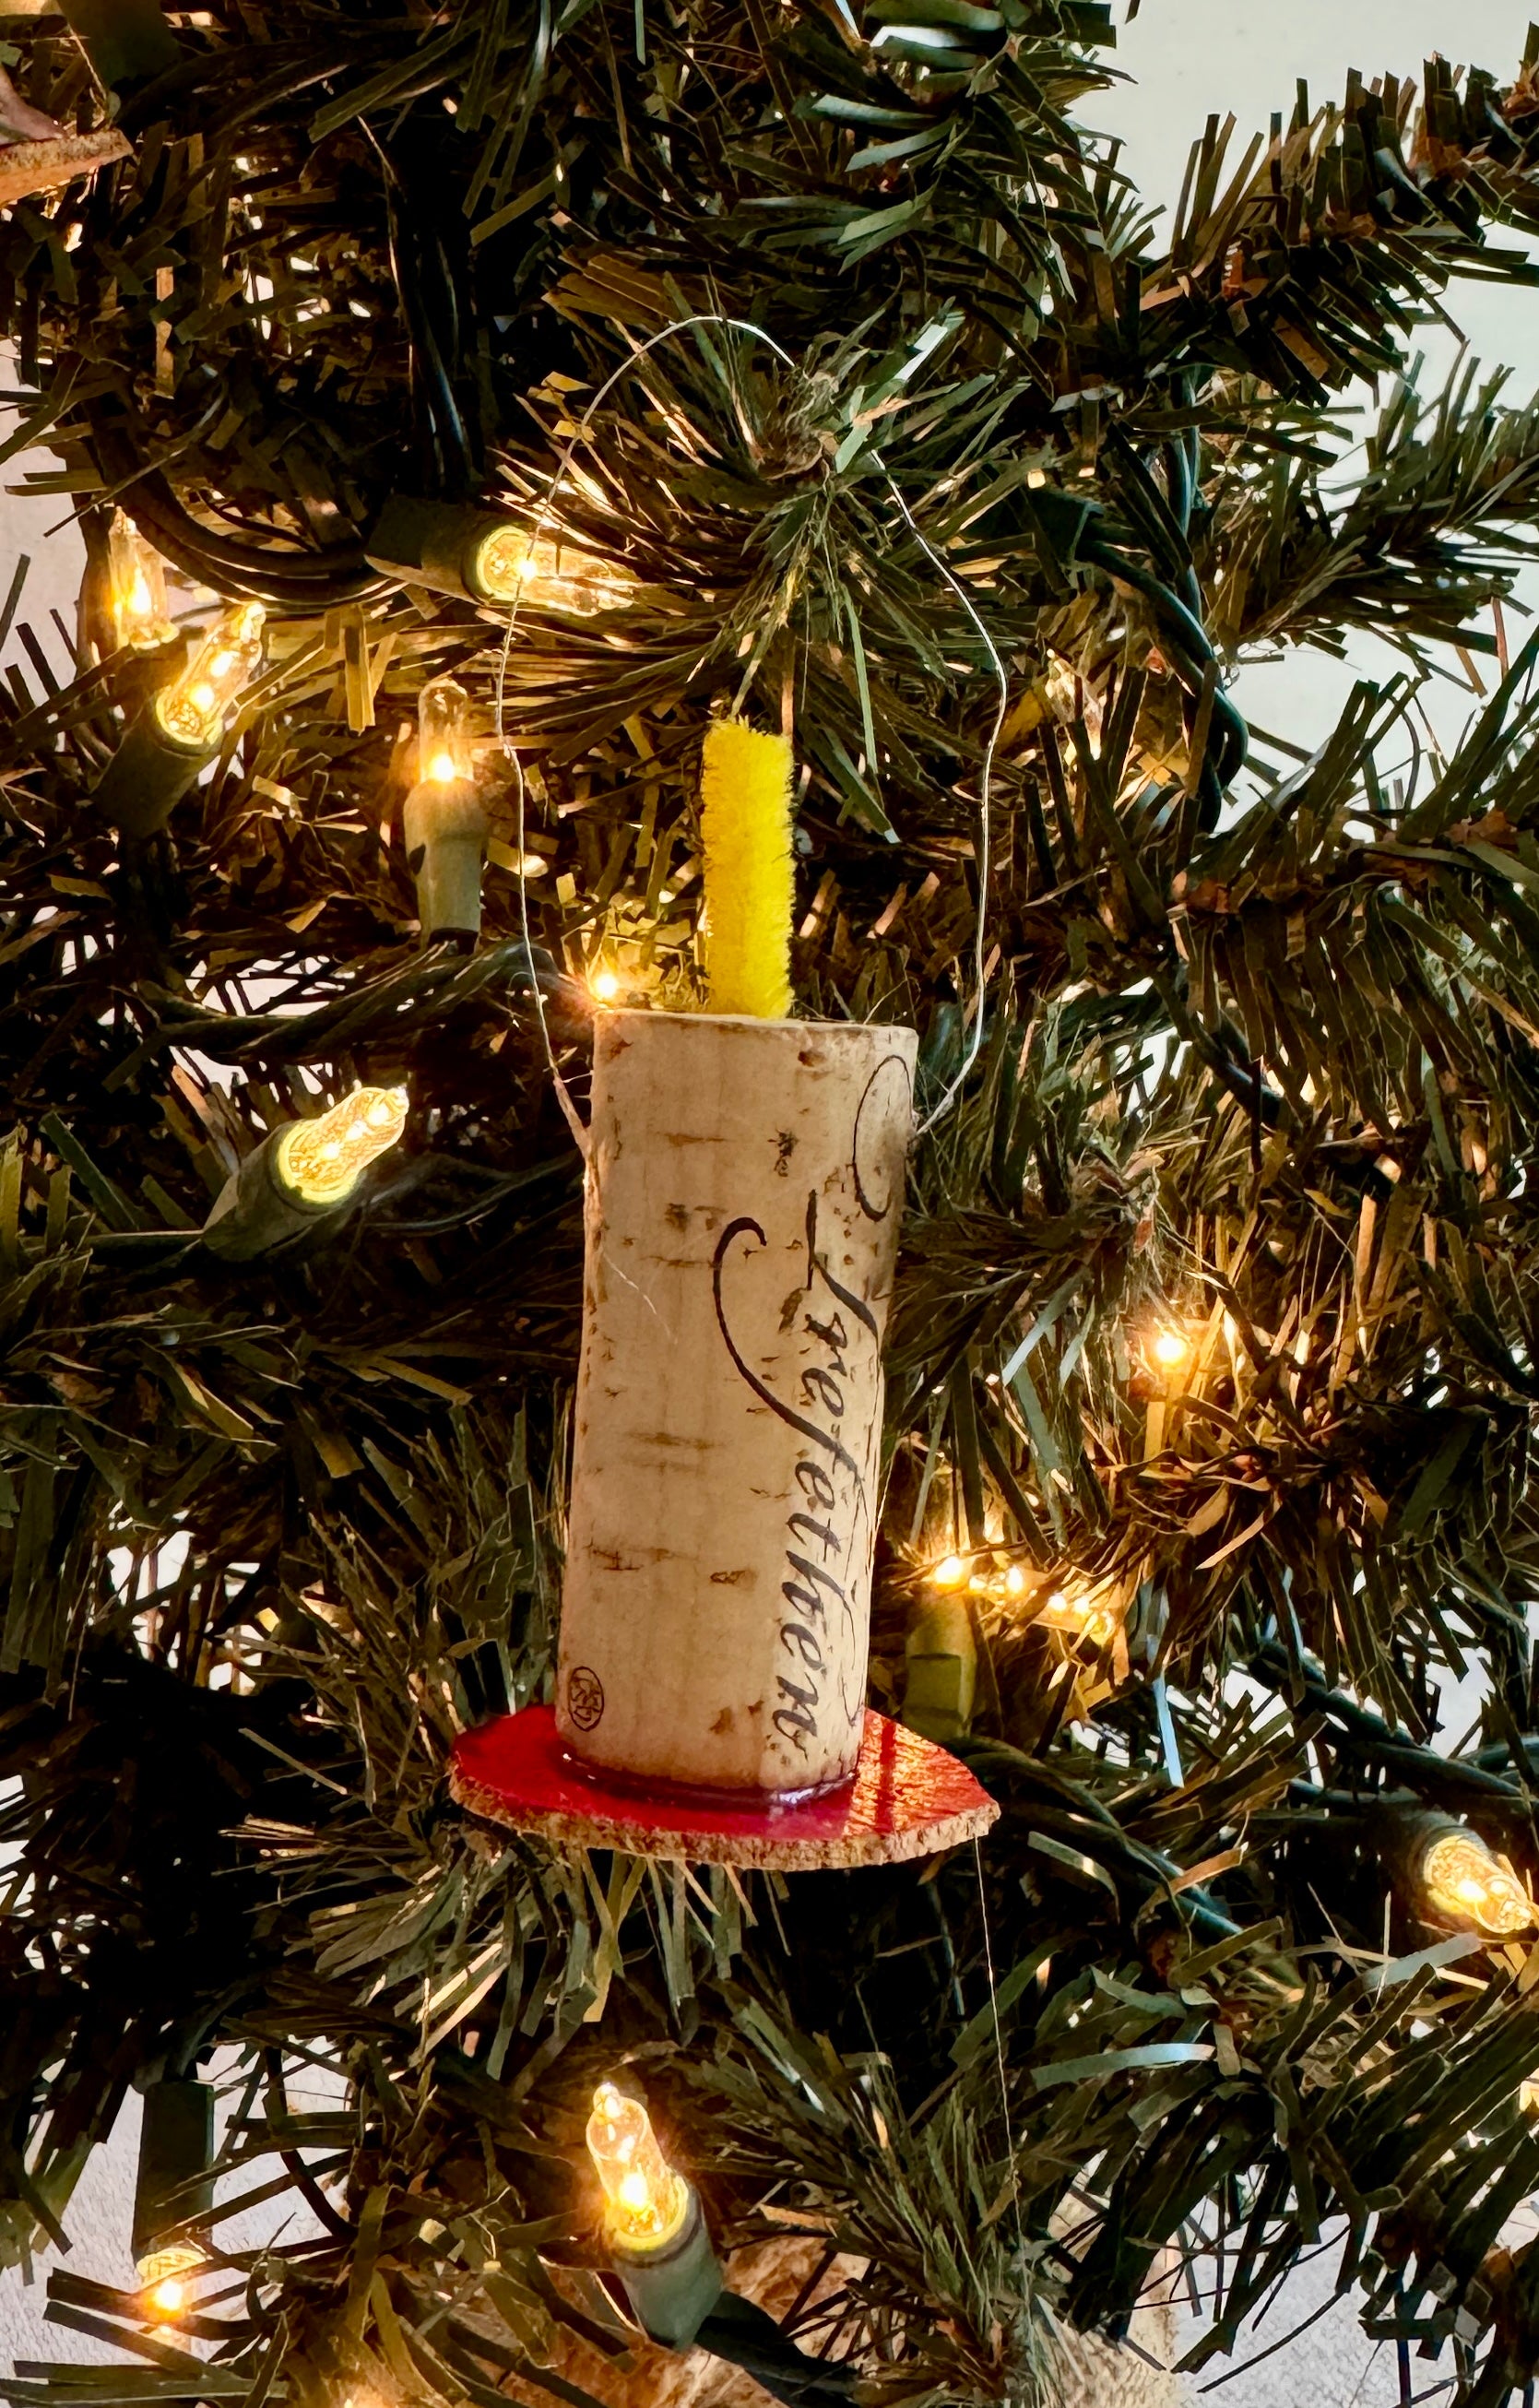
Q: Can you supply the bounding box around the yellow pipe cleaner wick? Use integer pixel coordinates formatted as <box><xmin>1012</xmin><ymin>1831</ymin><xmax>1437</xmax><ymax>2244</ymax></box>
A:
<box><xmin>701</xmin><ymin>718</ymin><xmax>795</xmax><ymax>1019</ymax></box>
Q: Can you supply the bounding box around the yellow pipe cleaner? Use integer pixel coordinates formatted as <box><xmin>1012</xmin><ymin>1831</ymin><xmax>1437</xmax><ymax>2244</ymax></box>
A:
<box><xmin>700</xmin><ymin>718</ymin><xmax>794</xmax><ymax>1018</ymax></box>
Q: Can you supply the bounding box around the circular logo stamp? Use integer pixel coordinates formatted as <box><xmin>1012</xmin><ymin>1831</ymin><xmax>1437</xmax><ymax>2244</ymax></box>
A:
<box><xmin>566</xmin><ymin>1665</ymin><xmax>605</xmax><ymax>1731</ymax></box>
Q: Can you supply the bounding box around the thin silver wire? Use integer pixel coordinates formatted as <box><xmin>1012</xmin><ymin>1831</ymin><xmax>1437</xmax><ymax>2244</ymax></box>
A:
<box><xmin>490</xmin><ymin>311</ymin><xmax>1001</xmax><ymax>1153</ymax></box>
<box><xmin>870</xmin><ymin>447</ymin><xmax>1007</xmax><ymax>1136</ymax></box>
<box><xmin>492</xmin><ymin>315</ymin><xmax>796</xmax><ymax>1158</ymax></box>
<box><xmin>975</xmin><ymin>1833</ymin><xmax>1029</xmax><ymax>2395</ymax></box>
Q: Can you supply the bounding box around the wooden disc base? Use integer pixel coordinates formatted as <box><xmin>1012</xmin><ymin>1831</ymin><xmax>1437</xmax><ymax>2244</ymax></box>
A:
<box><xmin>0</xmin><ymin>129</ymin><xmax>130</xmax><ymax>208</ymax></box>
<box><xmin>450</xmin><ymin>1705</ymin><xmax>999</xmax><ymax>1870</ymax></box>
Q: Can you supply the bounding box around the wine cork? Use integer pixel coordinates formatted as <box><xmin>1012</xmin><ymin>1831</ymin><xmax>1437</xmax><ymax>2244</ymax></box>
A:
<box><xmin>557</xmin><ymin>1010</ymin><xmax>916</xmax><ymax>1796</ymax></box>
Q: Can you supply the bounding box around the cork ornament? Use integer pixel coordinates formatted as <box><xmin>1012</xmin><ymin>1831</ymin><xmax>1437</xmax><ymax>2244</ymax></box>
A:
<box><xmin>450</xmin><ymin>721</ymin><xmax>997</xmax><ymax>1868</ymax></box>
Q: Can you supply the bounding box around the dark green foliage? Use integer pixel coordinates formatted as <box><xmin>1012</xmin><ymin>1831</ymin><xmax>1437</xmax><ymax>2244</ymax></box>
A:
<box><xmin>8</xmin><ymin>2</ymin><xmax>1539</xmax><ymax>2402</ymax></box>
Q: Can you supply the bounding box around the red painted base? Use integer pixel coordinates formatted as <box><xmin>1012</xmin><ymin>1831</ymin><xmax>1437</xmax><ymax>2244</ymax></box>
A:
<box><xmin>449</xmin><ymin>1705</ymin><xmax>999</xmax><ymax>1870</ymax></box>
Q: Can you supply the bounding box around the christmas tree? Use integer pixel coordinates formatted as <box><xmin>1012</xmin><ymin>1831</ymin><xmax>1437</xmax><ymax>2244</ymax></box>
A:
<box><xmin>6</xmin><ymin>0</ymin><xmax>1539</xmax><ymax>2400</ymax></box>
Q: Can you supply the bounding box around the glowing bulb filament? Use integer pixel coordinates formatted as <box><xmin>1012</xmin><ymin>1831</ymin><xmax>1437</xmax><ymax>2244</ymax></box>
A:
<box><xmin>471</xmin><ymin>526</ymin><xmax>635</xmax><ymax>615</ymax></box>
<box><xmin>137</xmin><ymin>2242</ymin><xmax>204</xmax><ymax>2318</ymax></box>
<box><xmin>153</xmin><ymin>601</ymin><xmax>266</xmax><ymax>750</ymax></box>
<box><xmin>419</xmin><ymin>674</ymin><xmax>476</xmax><ymax>786</ymax></box>
<box><xmin>1040</xmin><ymin>1586</ymin><xmax>1119</xmax><ymax>1648</ymax></box>
<box><xmin>106</xmin><ymin>508</ymin><xmax>174</xmax><ymax>652</ymax></box>
<box><xmin>1420</xmin><ymin>1829</ymin><xmax>1533</xmax><ymax>1939</ymax></box>
<box><xmin>586</xmin><ymin>2081</ymin><xmax>688</xmax><ymax>2251</ymax></box>
<box><xmin>276</xmin><ymin>1085</ymin><xmax>408</xmax><ymax>1206</ymax></box>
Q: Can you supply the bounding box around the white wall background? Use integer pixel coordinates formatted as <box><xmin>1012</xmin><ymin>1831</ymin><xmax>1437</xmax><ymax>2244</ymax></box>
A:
<box><xmin>1096</xmin><ymin>0</ymin><xmax>1539</xmax><ymax>774</ymax></box>
<box><xmin>1105</xmin><ymin>9</ymin><xmax>1539</xmax><ymax>2402</ymax></box>
<box><xmin>3</xmin><ymin>1</ymin><xmax>1539</xmax><ymax>2398</ymax></box>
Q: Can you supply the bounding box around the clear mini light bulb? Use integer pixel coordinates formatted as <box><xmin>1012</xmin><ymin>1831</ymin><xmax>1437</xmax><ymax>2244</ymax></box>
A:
<box><xmin>470</xmin><ymin>526</ymin><xmax>535</xmax><ymax>602</ymax></box>
<box><xmin>470</xmin><ymin>526</ymin><xmax>634</xmax><ymax>615</ymax></box>
<box><xmin>419</xmin><ymin>674</ymin><xmax>475</xmax><ymax>787</ymax></box>
<box><xmin>106</xmin><ymin>509</ymin><xmax>174</xmax><ymax>652</ymax></box>
<box><xmin>1039</xmin><ymin>1586</ymin><xmax>1119</xmax><ymax>1648</ymax></box>
<box><xmin>586</xmin><ymin>2081</ymin><xmax>689</xmax><ymax>2251</ymax></box>
<box><xmin>137</xmin><ymin>2241</ymin><xmax>204</xmax><ymax>2319</ymax></box>
<box><xmin>1419</xmin><ymin>1827</ymin><xmax>1533</xmax><ymax>1939</ymax></box>
<box><xmin>153</xmin><ymin>601</ymin><xmax>266</xmax><ymax>751</ymax></box>
<box><xmin>275</xmin><ymin>1085</ymin><xmax>408</xmax><ymax>1208</ymax></box>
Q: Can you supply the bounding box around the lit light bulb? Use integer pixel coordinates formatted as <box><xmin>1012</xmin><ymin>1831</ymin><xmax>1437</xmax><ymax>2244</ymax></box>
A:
<box><xmin>590</xmin><ymin>967</ymin><xmax>621</xmax><ymax>1004</ymax></box>
<box><xmin>1419</xmin><ymin>1827</ymin><xmax>1533</xmax><ymax>1939</ymax></box>
<box><xmin>153</xmin><ymin>601</ymin><xmax>266</xmax><ymax>751</ymax></box>
<box><xmin>419</xmin><ymin>674</ymin><xmax>475</xmax><ymax>787</ymax></box>
<box><xmin>106</xmin><ymin>509</ymin><xmax>173</xmax><ymax>652</ymax></box>
<box><xmin>404</xmin><ymin>677</ymin><xmax>490</xmax><ymax>939</ymax></box>
<box><xmin>586</xmin><ymin>2081</ymin><xmax>689</xmax><ymax>2251</ymax></box>
<box><xmin>137</xmin><ymin>2242</ymin><xmax>204</xmax><ymax>2319</ymax></box>
<box><xmin>276</xmin><ymin>1085</ymin><xmax>408</xmax><ymax>1207</ymax></box>
<box><xmin>475</xmin><ymin>528</ymin><xmax>533</xmax><ymax>591</ymax></box>
<box><xmin>1151</xmin><ymin>1327</ymin><xmax>1190</xmax><ymax>1370</ymax></box>
<box><xmin>929</xmin><ymin>1553</ymin><xmax>966</xmax><ymax>1589</ymax></box>
<box><xmin>1004</xmin><ymin>1565</ymin><xmax>1026</xmax><ymax>1597</ymax></box>
<box><xmin>471</xmin><ymin>526</ymin><xmax>635</xmax><ymax>616</ymax></box>
<box><xmin>1041</xmin><ymin>1587</ymin><xmax>1118</xmax><ymax>1647</ymax></box>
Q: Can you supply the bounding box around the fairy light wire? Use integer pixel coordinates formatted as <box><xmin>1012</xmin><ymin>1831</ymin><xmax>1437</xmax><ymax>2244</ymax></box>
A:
<box><xmin>974</xmin><ymin>1835</ymin><xmax>1028</xmax><ymax>2390</ymax></box>
<box><xmin>491</xmin><ymin>316</ymin><xmax>798</xmax><ymax>1158</ymax></box>
<box><xmin>870</xmin><ymin>448</ymin><xmax>1006</xmax><ymax>1136</ymax></box>
<box><xmin>491</xmin><ymin>310</ymin><xmax>1001</xmax><ymax>1154</ymax></box>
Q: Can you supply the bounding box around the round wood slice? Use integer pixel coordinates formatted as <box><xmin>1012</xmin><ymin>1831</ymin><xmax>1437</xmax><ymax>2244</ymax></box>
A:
<box><xmin>449</xmin><ymin>1704</ymin><xmax>999</xmax><ymax>1870</ymax></box>
<box><xmin>0</xmin><ymin>127</ymin><xmax>130</xmax><ymax>208</ymax></box>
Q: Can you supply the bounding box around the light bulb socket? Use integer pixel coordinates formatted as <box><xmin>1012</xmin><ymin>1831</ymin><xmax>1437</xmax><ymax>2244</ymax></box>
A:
<box><xmin>57</xmin><ymin>0</ymin><xmax>180</xmax><ymax>88</ymax></box>
<box><xmin>92</xmin><ymin>707</ymin><xmax>212</xmax><ymax>837</ymax></box>
<box><xmin>402</xmin><ymin>776</ymin><xmax>490</xmax><ymax>940</ymax></box>
<box><xmin>132</xmin><ymin>2079</ymin><xmax>214</xmax><ymax>2272</ymax></box>
<box><xmin>607</xmin><ymin>2183</ymin><xmax>722</xmax><ymax>2351</ymax></box>
<box><xmin>365</xmin><ymin>493</ymin><xmax>511</xmax><ymax>607</ymax></box>
<box><xmin>902</xmin><ymin>1594</ymin><xmax>976</xmax><ymax>1743</ymax></box>
<box><xmin>201</xmin><ymin>1129</ymin><xmax>351</xmax><ymax>1263</ymax></box>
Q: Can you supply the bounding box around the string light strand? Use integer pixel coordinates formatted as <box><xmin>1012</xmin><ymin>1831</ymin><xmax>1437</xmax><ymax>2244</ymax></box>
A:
<box><xmin>491</xmin><ymin>311</ymin><xmax>1002</xmax><ymax>1151</ymax></box>
<box><xmin>974</xmin><ymin>1835</ymin><xmax>1028</xmax><ymax>2398</ymax></box>
<box><xmin>870</xmin><ymin>449</ymin><xmax>1006</xmax><ymax>1138</ymax></box>
<box><xmin>492</xmin><ymin>315</ymin><xmax>795</xmax><ymax>1160</ymax></box>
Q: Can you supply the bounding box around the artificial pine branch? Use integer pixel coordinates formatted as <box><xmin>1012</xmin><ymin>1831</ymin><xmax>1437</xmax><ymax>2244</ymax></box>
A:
<box><xmin>7</xmin><ymin>1</ymin><xmax>1539</xmax><ymax>2402</ymax></box>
